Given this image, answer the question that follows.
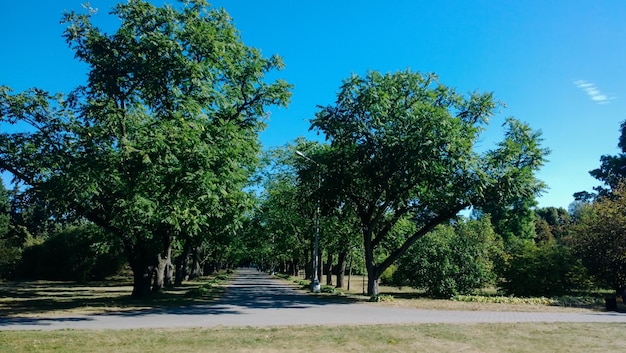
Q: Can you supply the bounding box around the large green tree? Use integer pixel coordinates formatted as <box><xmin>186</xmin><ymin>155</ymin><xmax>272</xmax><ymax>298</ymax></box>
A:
<box><xmin>310</xmin><ymin>70</ymin><xmax>548</xmax><ymax>295</ymax></box>
<box><xmin>0</xmin><ymin>0</ymin><xmax>290</xmax><ymax>296</ymax></box>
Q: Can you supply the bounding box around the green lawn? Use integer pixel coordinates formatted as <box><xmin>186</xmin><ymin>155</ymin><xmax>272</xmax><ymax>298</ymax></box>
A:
<box><xmin>1</xmin><ymin>323</ymin><xmax>625</xmax><ymax>353</ymax></box>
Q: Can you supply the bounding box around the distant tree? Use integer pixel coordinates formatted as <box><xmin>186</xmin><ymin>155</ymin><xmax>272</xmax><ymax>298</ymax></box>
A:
<box><xmin>0</xmin><ymin>180</ymin><xmax>20</xmax><ymax>279</ymax></box>
<box><xmin>0</xmin><ymin>180</ymin><xmax>9</xmax><ymax>238</ymax></box>
<box><xmin>474</xmin><ymin>120</ymin><xmax>549</xmax><ymax>243</ymax></box>
<box><xmin>571</xmin><ymin>182</ymin><xmax>626</xmax><ymax>292</ymax></box>
<box><xmin>393</xmin><ymin>216</ymin><xmax>502</xmax><ymax>298</ymax></box>
<box><xmin>588</xmin><ymin>121</ymin><xmax>626</xmax><ymax>196</ymax></box>
<box><xmin>0</xmin><ymin>0</ymin><xmax>291</xmax><ymax>297</ymax></box>
<box><xmin>310</xmin><ymin>70</ymin><xmax>549</xmax><ymax>295</ymax></box>
<box><xmin>534</xmin><ymin>206</ymin><xmax>571</xmax><ymax>243</ymax></box>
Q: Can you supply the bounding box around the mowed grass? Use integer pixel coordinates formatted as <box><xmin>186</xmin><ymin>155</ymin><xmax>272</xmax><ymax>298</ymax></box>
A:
<box><xmin>0</xmin><ymin>275</ymin><xmax>227</xmax><ymax>317</ymax></box>
<box><xmin>1</xmin><ymin>273</ymin><xmax>625</xmax><ymax>352</ymax></box>
<box><xmin>1</xmin><ymin>323</ymin><xmax>625</xmax><ymax>353</ymax></box>
<box><xmin>292</xmin><ymin>274</ymin><xmax>621</xmax><ymax>313</ymax></box>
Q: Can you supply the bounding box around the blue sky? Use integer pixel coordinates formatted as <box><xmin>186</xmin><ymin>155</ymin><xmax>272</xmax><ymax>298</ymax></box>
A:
<box><xmin>1</xmin><ymin>1</ymin><xmax>625</xmax><ymax>209</ymax></box>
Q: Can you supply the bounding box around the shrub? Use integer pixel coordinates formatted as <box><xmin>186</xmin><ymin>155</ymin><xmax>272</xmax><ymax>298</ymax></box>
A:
<box><xmin>320</xmin><ymin>285</ymin><xmax>337</xmax><ymax>294</ymax></box>
<box><xmin>393</xmin><ymin>217</ymin><xmax>502</xmax><ymax>298</ymax></box>
<box><xmin>498</xmin><ymin>241</ymin><xmax>591</xmax><ymax>297</ymax></box>
<box><xmin>369</xmin><ymin>294</ymin><xmax>395</xmax><ymax>302</ymax></box>
<box><xmin>18</xmin><ymin>224</ymin><xmax>125</xmax><ymax>282</ymax></box>
<box><xmin>186</xmin><ymin>283</ymin><xmax>213</xmax><ymax>297</ymax></box>
<box><xmin>379</xmin><ymin>264</ymin><xmax>397</xmax><ymax>285</ymax></box>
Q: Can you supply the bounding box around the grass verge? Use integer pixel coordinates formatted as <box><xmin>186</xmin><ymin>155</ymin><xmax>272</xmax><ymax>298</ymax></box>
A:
<box><xmin>278</xmin><ymin>274</ymin><xmax>623</xmax><ymax>313</ymax></box>
<box><xmin>1</xmin><ymin>323</ymin><xmax>624</xmax><ymax>352</ymax></box>
<box><xmin>0</xmin><ymin>273</ymin><xmax>229</xmax><ymax>317</ymax></box>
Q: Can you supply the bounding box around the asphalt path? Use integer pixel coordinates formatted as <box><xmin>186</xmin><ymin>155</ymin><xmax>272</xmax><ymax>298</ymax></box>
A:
<box><xmin>1</xmin><ymin>268</ymin><xmax>626</xmax><ymax>331</ymax></box>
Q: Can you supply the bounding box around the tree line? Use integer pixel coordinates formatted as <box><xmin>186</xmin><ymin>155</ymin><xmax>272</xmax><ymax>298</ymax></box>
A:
<box><xmin>0</xmin><ymin>0</ymin><xmax>623</xmax><ymax>300</ymax></box>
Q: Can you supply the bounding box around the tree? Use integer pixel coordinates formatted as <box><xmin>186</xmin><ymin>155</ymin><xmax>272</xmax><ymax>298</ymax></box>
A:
<box><xmin>534</xmin><ymin>206</ymin><xmax>570</xmax><ymax>243</ymax></box>
<box><xmin>0</xmin><ymin>179</ymin><xmax>20</xmax><ymax>279</ymax></box>
<box><xmin>310</xmin><ymin>70</ymin><xmax>548</xmax><ymax>295</ymax></box>
<box><xmin>571</xmin><ymin>182</ymin><xmax>626</xmax><ymax>292</ymax></box>
<box><xmin>393</xmin><ymin>216</ymin><xmax>502</xmax><ymax>298</ymax></box>
<box><xmin>0</xmin><ymin>0</ymin><xmax>290</xmax><ymax>296</ymax></box>
<box><xmin>588</xmin><ymin>121</ymin><xmax>626</xmax><ymax>196</ymax></box>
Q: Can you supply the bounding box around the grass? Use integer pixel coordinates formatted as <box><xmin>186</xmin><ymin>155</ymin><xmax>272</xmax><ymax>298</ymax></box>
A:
<box><xmin>284</xmin><ymin>273</ymin><xmax>626</xmax><ymax>313</ymax></box>
<box><xmin>2</xmin><ymin>272</ymin><xmax>625</xmax><ymax>352</ymax></box>
<box><xmin>0</xmin><ymin>273</ymin><xmax>228</xmax><ymax>317</ymax></box>
<box><xmin>1</xmin><ymin>323</ymin><xmax>625</xmax><ymax>352</ymax></box>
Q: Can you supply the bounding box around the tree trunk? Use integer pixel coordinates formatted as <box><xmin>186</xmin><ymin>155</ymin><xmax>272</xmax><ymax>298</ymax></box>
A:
<box><xmin>153</xmin><ymin>253</ymin><xmax>167</xmax><ymax>293</ymax></box>
<box><xmin>190</xmin><ymin>246</ymin><xmax>202</xmax><ymax>279</ymax></box>
<box><xmin>292</xmin><ymin>258</ymin><xmax>299</xmax><ymax>276</ymax></box>
<box><xmin>364</xmin><ymin>232</ymin><xmax>380</xmax><ymax>295</ymax></box>
<box><xmin>336</xmin><ymin>250</ymin><xmax>348</xmax><ymax>288</ymax></box>
<box><xmin>131</xmin><ymin>263</ymin><xmax>153</xmax><ymax>298</ymax></box>
<box><xmin>347</xmin><ymin>252</ymin><xmax>352</xmax><ymax>291</ymax></box>
<box><xmin>326</xmin><ymin>251</ymin><xmax>333</xmax><ymax>286</ymax></box>
<box><xmin>317</xmin><ymin>248</ymin><xmax>323</xmax><ymax>283</ymax></box>
<box><xmin>367</xmin><ymin>271</ymin><xmax>379</xmax><ymax>296</ymax></box>
<box><xmin>174</xmin><ymin>239</ymin><xmax>192</xmax><ymax>286</ymax></box>
<box><xmin>164</xmin><ymin>255</ymin><xmax>174</xmax><ymax>288</ymax></box>
<box><xmin>307</xmin><ymin>245</ymin><xmax>313</xmax><ymax>280</ymax></box>
<box><xmin>152</xmin><ymin>236</ymin><xmax>172</xmax><ymax>293</ymax></box>
<box><xmin>126</xmin><ymin>244</ymin><xmax>153</xmax><ymax>298</ymax></box>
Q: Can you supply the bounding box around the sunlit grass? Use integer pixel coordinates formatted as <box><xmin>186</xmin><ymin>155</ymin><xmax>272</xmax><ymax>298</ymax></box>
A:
<box><xmin>1</xmin><ymin>323</ymin><xmax>625</xmax><ymax>353</ymax></box>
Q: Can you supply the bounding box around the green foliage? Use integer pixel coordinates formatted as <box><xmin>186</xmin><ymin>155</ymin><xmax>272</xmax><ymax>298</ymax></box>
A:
<box><xmin>451</xmin><ymin>295</ymin><xmax>553</xmax><ymax>305</ymax></box>
<box><xmin>393</xmin><ymin>217</ymin><xmax>502</xmax><ymax>298</ymax></box>
<box><xmin>186</xmin><ymin>282</ymin><xmax>213</xmax><ymax>298</ymax></box>
<box><xmin>368</xmin><ymin>294</ymin><xmax>395</xmax><ymax>302</ymax></box>
<box><xmin>379</xmin><ymin>264</ymin><xmax>397</xmax><ymax>285</ymax></box>
<box><xmin>0</xmin><ymin>238</ymin><xmax>22</xmax><ymax>280</ymax></box>
<box><xmin>498</xmin><ymin>240</ymin><xmax>591</xmax><ymax>297</ymax></box>
<box><xmin>320</xmin><ymin>285</ymin><xmax>338</xmax><ymax>294</ymax></box>
<box><xmin>214</xmin><ymin>273</ymin><xmax>229</xmax><ymax>281</ymax></box>
<box><xmin>587</xmin><ymin>120</ymin><xmax>626</xmax><ymax>196</ymax></box>
<box><xmin>0</xmin><ymin>180</ymin><xmax>20</xmax><ymax>279</ymax></box>
<box><xmin>476</xmin><ymin>119</ymin><xmax>549</xmax><ymax>243</ymax></box>
<box><xmin>18</xmin><ymin>224</ymin><xmax>125</xmax><ymax>282</ymax></box>
<box><xmin>571</xmin><ymin>183</ymin><xmax>626</xmax><ymax>290</ymax></box>
<box><xmin>451</xmin><ymin>294</ymin><xmax>605</xmax><ymax>307</ymax></box>
<box><xmin>0</xmin><ymin>0</ymin><xmax>291</xmax><ymax>296</ymax></box>
<box><xmin>309</xmin><ymin>69</ymin><xmax>548</xmax><ymax>295</ymax></box>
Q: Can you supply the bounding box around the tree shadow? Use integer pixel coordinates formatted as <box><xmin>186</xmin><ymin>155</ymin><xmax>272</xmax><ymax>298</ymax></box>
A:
<box><xmin>0</xmin><ymin>278</ymin><xmax>224</xmax><ymax>318</ymax></box>
<box><xmin>0</xmin><ymin>269</ymin><xmax>361</xmax><ymax>324</ymax></box>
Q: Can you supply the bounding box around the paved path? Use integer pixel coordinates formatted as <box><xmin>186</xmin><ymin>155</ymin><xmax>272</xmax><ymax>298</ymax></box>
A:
<box><xmin>1</xmin><ymin>268</ymin><xmax>625</xmax><ymax>330</ymax></box>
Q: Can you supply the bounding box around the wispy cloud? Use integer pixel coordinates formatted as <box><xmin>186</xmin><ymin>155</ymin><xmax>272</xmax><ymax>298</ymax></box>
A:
<box><xmin>574</xmin><ymin>80</ymin><xmax>613</xmax><ymax>104</ymax></box>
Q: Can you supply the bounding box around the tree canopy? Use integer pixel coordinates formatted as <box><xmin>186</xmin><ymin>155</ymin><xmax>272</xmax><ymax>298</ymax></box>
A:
<box><xmin>0</xmin><ymin>0</ymin><xmax>291</xmax><ymax>296</ymax></box>
<box><xmin>310</xmin><ymin>70</ymin><xmax>549</xmax><ymax>295</ymax></box>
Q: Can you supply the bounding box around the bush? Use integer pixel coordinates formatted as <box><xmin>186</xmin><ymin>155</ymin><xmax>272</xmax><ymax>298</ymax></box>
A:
<box><xmin>369</xmin><ymin>294</ymin><xmax>395</xmax><ymax>302</ymax></box>
<box><xmin>320</xmin><ymin>285</ymin><xmax>338</xmax><ymax>294</ymax></box>
<box><xmin>186</xmin><ymin>283</ymin><xmax>213</xmax><ymax>297</ymax></box>
<box><xmin>18</xmin><ymin>224</ymin><xmax>125</xmax><ymax>282</ymax></box>
<box><xmin>379</xmin><ymin>264</ymin><xmax>397</xmax><ymax>285</ymax></box>
<box><xmin>393</xmin><ymin>217</ymin><xmax>502</xmax><ymax>298</ymax></box>
<box><xmin>498</xmin><ymin>241</ymin><xmax>591</xmax><ymax>297</ymax></box>
<box><xmin>0</xmin><ymin>238</ymin><xmax>22</xmax><ymax>280</ymax></box>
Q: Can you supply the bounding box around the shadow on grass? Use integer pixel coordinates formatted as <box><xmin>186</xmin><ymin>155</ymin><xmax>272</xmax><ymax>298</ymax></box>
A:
<box><xmin>0</xmin><ymin>277</ymin><xmax>226</xmax><ymax>317</ymax></box>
